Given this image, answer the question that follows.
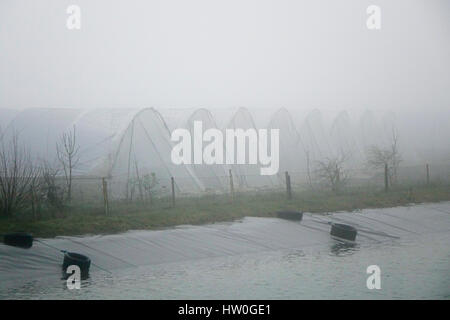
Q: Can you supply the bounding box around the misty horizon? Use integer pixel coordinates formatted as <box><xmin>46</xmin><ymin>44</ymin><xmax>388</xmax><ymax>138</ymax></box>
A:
<box><xmin>1</xmin><ymin>0</ymin><xmax>449</xmax><ymax>112</ymax></box>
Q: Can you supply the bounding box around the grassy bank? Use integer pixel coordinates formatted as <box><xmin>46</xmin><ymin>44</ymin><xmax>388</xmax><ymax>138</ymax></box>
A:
<box><xmin>1</xmin><ymin>184</ymin><xmax>449</xmax><ymax>238</ymax></box>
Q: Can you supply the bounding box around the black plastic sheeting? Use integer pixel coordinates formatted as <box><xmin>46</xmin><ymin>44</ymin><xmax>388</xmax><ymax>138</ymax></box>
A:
<box><xmin>1</xmin><ymin>202</ymin><xmax>449</xmax><ymax>291</ymax></box>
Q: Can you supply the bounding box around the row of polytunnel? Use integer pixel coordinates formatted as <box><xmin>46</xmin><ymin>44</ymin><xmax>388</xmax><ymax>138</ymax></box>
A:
<box><xmin>1</xmin><ymin>107</ymin><xmax>449</xmax><ymax>195</ymax></box>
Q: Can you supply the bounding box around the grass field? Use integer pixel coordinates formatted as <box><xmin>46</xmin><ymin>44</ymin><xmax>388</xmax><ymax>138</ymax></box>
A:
<box><xmin>0</xmin><ymin>184</ymin><xmax>449</xmax><ymax>238</ymax></box>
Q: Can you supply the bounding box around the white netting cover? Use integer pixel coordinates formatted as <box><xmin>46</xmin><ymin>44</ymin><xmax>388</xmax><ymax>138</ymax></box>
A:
<box><xmin>1</xmin><ymin>107</ymin><xmax>449</xmax><ymax>198</ymax></box>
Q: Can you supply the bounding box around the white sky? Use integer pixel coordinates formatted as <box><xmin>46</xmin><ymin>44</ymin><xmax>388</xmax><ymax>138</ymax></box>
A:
<box><xmin>0</xmin><ymin>0</ymin><xmax>449</xmax><ymax>112</ymax></box>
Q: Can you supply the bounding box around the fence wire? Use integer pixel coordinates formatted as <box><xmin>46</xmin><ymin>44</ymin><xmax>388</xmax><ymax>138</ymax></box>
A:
<box><xmin>68</xmin><ymin>163</ymin><xmax>450</xmax><ymax>206</ymax></box>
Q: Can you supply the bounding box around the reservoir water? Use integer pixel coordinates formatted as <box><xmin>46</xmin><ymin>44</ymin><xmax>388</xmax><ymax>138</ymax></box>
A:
<box><xmin>1</xmin><ymin>202</ymin><xmax>449</xmax><ymax>299</ymax></box>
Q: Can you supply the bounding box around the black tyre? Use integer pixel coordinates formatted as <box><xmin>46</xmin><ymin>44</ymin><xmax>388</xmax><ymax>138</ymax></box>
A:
<box><xmin>330</xmin><ymin>223</ymin><xmax>357</xmax><ymax>241</ymax></box>
<box><xmin>276</xmin><ymin>211</ymin><xmax>303</xmax><ymax>221</ymax></box>
<box><xmin>3</xmin><ymin>232</ymin><xmax>33</xmax><ymax>249</ymax></box>
<box><xmin>62</xmin><ymin>252</ymin><xmax>91</xmax><ymax>278</ymax></box>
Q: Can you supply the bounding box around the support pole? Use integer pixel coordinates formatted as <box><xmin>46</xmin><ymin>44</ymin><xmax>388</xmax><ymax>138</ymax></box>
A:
<box><xmin>384</xmin><ymin>163</ymin><xmax>389</xmax><ymax>192</ymax></box>
<box><xmin>134</xmin><ymin>160</ymin><xmax>144</xmax><ymax>202</ymax></box>
<box><xmin>426</xmin><ymin>163</ymin><xmax>430</xmax><ymax>185</ymax></box>
<box><xmin>229</xmin><ymin>169</ymin><xmax>234</xmax><ymax>202</ymax></box>
<box><xmin>285</xmin><ymin>171</ymin><xmax>292</xmax><ymax>200</ymax></box>
<box><xmin>102</xmin><ymin>177</ymin><xmax>109</xmax><ymax>216</ymax></box>
<box><xmin>171</xmin><ymin>177</ymin><xmax>176</xmax><ymax>207</ymax></box>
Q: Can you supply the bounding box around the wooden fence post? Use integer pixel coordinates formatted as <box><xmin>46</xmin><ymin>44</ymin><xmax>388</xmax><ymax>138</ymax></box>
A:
<box><xmin>102</xmin><ymin>177</ymin><xmax>109</xmax><ymax>216</ymax></box>
<box><xmin>426</xmin><ymin>163</ymin><xmax>430</xmax><ymax>185</ymax></box>
<box><xmin>384</xmin><ymin>163</ymin><xmax>389</xmax><ymax>192</ymax></box>
<box><xmin>285</xmin><ymin>171</ymin><xmax>292</xmax><ymax>200</ymax></box>
<box><xmin>171</xmin><ymin>177</ymin><xmax>176</xmax><ymax>207</ymax></box>
<box><xmin>229</xmin><ymin>169</ymin><xmax>234</xmax><ymax>202</ymax></box>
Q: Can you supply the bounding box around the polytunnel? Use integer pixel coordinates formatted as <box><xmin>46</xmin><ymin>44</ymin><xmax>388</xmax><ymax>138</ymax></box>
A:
<box><xmin>1</xmin><ymin>108</ymin><xmax>84</xmax><ymax>164</ymax></box>
<box><xmin>1</xmin><ymin>107</ymin><xmax>449</xmax><ymax>196</ymax></box>
<box><xmin>359</xmin><ymin>109</ymin><xmax>416</xmax><ymax>166</ymax></box>
<box><xmin>224</xmin><ymin>107</ymin><xmax>274</xmax><ymax>189</ymax></box>
<box><xmin>267</xmin><ymin>108</ymin><xmax>306</xmax><ymax>185</ymax></box>
<box><xmin>384</xmin><ymin>108</ymin><xmax>450</xmax><ymax>167</ymax></box>
<box><xmin>329</xmin><ymin>111</ymin><xmax>363</xmax><ymax>169</ymax></box>
<box><xmin>84</xmin><ymin>108</ymin><xmax>204</xmax><ymax>197</ymax></box>
<box><xmin>299</xmin><ymin>109</ymin><xmax>332</xmax><ymax>165</ymax></box>
<box><xmin>157</xmin><ymin>108</ymin><xmax>197</xmax><ymax>132</ymax></box>
<box><xmin>183</xmin><ymin>108</ymin><xmax>228</xmax><ymax>191</ymax></box>
<box><xmin>359</xmin><ymin>109</ymin><xmax>385</xmax><ymax>154</ymax></box>
<box><xmin>0</xmin><ymin>108</ymin><xmax>19</xmax><ymax>135</ymax></box>
<box><xmin>0</xmin><ymin>108</ymin><xmax>203</xmax><ymax>198</ymax></box>
<box><xmin>66</xmin><ymin>108</ymin><xmax>142</xmax><ymax>175</ymax></box>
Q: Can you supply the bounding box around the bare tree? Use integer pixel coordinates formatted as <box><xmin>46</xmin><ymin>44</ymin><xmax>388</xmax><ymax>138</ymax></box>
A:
<box><xmin>56</xmin><ymin>126</ymin><xmax>80</xmax><ymax>202</ymax></box>
<box><xmin>315</xmin><ymin>154</ymin><xmax>349</xmax><ymax>193</ymax></box>
<box><xmin>142</xmin><ymin>172</ymin><xmax>159</xmax><ymax>204</ymax></box>
<box><xmin>41</xmin><ymin>160</ymin><xmax>64</xmax><ymax>215</ymax></box>
<box><xmin>366</xmin><ymin>128</ymin><xmax>402</xmax><ymax>186</ymax></box>
<box><xmin>0</xmin><ymin>132</ymin><xmax>42</xmax><ymax>217</ymax></box>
